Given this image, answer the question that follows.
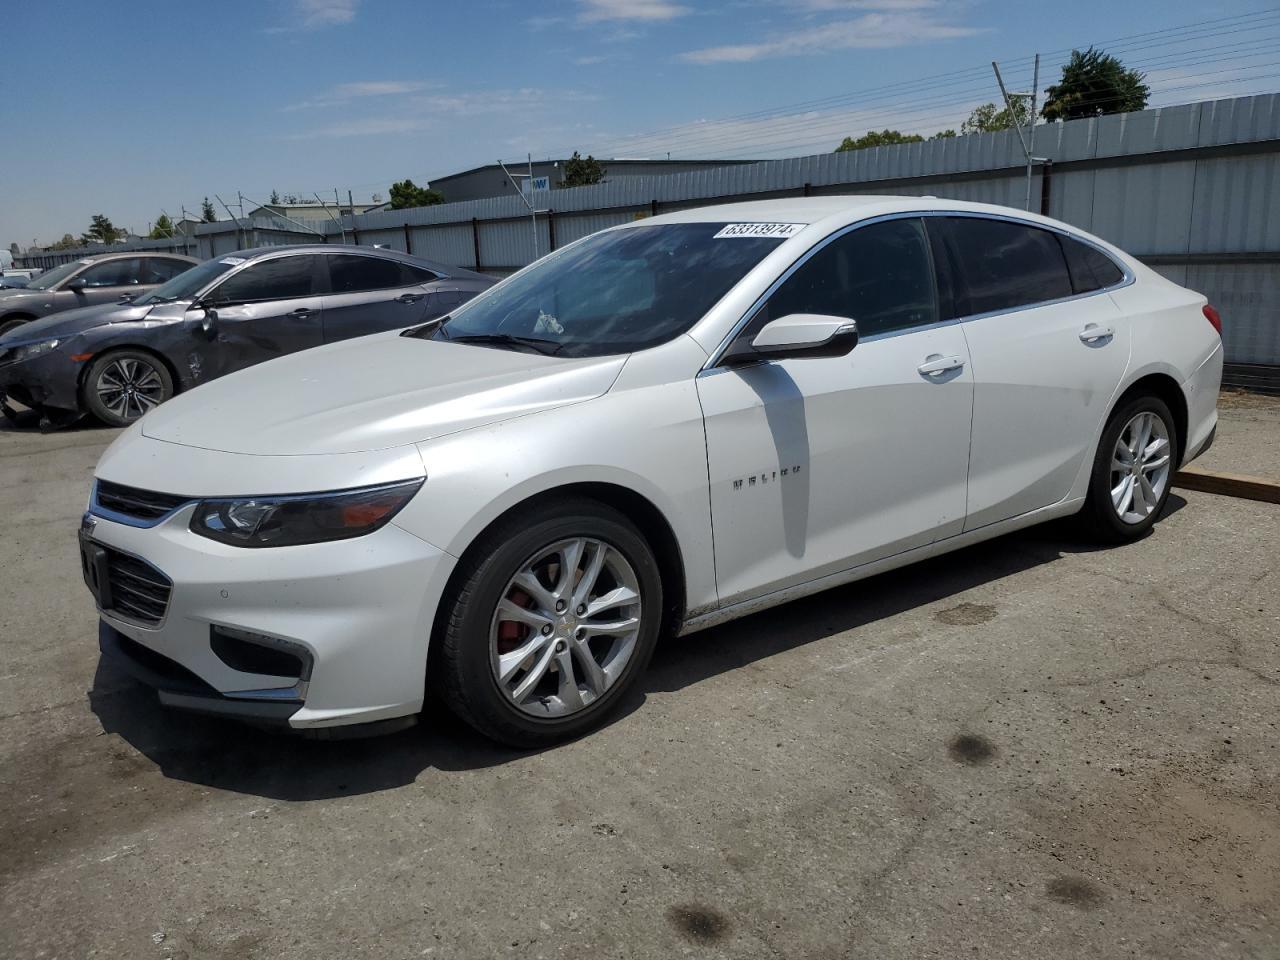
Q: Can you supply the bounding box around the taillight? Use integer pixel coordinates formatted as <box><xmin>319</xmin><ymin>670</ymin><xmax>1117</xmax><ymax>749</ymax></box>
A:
<box><xmin>1203</xmin><ymin>304</ymin><xmax>1222</xmax><ymax>336</ymax></box>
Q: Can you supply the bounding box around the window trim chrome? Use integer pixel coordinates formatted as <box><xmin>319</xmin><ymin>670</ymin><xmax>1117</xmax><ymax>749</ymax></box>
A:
<box><xmin>703</xmin><ymin>209</ymin><xmax>1134</xmax><ymax>369</ymax></box>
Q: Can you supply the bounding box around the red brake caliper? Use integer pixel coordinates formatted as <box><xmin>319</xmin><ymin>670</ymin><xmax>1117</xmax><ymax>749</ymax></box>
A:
<box><xmin>496</xmin><ymin>587</ymin><xmax>533</xmax><ymax>655</ymax></box>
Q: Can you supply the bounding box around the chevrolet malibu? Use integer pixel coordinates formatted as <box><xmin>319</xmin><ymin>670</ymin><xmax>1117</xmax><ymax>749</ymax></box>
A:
<box><xmin>82</xmin><ymin>197</ymin><xmax>1224</xmax><ymax>746</ymax></box>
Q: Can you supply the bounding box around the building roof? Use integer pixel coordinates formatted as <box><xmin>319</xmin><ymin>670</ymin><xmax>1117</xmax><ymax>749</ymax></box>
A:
<box><xmin>429</xmin><ymin>157</ymin><xmax>760</xmax><ymax>184</ymax></box>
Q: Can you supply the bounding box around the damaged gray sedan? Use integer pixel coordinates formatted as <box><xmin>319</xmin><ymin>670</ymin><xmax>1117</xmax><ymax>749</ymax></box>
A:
<box><xmin>0</xmin><ymin>245</ymin><xmax>494</xmax><ymax>428</ymax></box>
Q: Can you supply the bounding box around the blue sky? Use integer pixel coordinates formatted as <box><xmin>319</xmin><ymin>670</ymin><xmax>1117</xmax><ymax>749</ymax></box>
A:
<box><xmin>3</xmin><ymin>0</ymin><xmax>1276</xmax><ymax>248</ymax></box>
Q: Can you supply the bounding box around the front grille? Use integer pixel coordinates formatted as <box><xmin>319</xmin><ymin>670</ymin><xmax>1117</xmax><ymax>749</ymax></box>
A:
<box><xmin>102</xmin><ymin>547</ymin><xmax>173</xmax><ymax>626</ymax></box>
<box><xmin>96</xmin><ymin>480</ymin><xmax>190</xmax><ymax>521</ymax></box>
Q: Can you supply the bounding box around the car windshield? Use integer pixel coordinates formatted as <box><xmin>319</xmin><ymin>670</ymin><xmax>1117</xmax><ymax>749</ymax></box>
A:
<box><xmin>426</xmin><ymin>222</ymin><xmax>790</xmax><ymax>358</ymax></box>
<box><xmin>25</xmin><ymin>261</ymin><xmax>84</xmax><ymax>290</ymax></box>
<box><xmin>134</xmin><ymin>257</ymin><xmax>236</xmax><ymax>305</ymax></box>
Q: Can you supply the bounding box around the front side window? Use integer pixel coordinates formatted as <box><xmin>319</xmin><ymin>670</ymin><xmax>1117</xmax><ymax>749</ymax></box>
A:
<box><xmin>743</xmin><ymin>218</ymin><xmax>938</xmax><ymax>341</ymax></box>
<box><xmin>939</xmin><ymin>217</ymin><xmax>1072</xmax><ymax>316</ymax></box>
<box><xmin>328</xmin><ymin>254</ymin><xmax>414</xmax><ymax>293</ymax></box>
<box><xmin>80</xmin><ymin>259</ymin><xmax>140</xmax><ymax>287</ymax></box>
<box><xmin>26</xmin><ymin>261</ymin><xmax>82</xmax><ymax>290</ymax></box>
<box><xmin>209</xmin><ymin>255</ymin><xmax>319</xmax><ymax>304</ymax></box>
<box><xmin>134</xmin><ymin>258</ymin><xmax>237</xmax><ymax>305</ymax></box>
<box><xmin>429</xmin><ymin>223</ymin><xmax>788</xmax><ymax>357</ymax></box>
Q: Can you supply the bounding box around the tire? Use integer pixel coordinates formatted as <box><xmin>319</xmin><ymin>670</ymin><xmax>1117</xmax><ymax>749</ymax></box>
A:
<box><xmin>0</xmin><ymin>316</ymin><xmax>33</xmax><ymax>338</ymax></box>
<box><xmin>436</xmin><ymin>497</ymin><xmax>663</xmax><ymax>748</ymax></box>
<box><xmin>1080</xmin><ymin>394</ymin><xmax>1178</xmax><ymax>543</ymax></box>
<box><xmin>81</xmin><ymin>349</ymin><xmax>174</xmax><ymax>427</ymax></box>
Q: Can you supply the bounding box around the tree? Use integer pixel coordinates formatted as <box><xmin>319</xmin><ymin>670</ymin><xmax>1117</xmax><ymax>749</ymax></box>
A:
<box><xmin>930</xmin><ymin>129</ymin><xmax>957</xmax><ymax>139</ymax></box>
<box><xmin>834</xmin><ymin>129</ymin><xmax>923</xmax><ymax>152</ymax></box>
<box><xmin>960</xmin><ymin>100</ymin><xmax>1031</xmax><ymax>135</ymax></box>
<box><xmin>269</xmin><ymin>189</ymin><xmax>281</xmax><ymax>205</ymax></box>
<box><xmin>1042</xmin><ymin>47</ymin><xmax>1149</xmax><ymax>122</ymax></box>
<box><xmin>49</xmin><ymin>234</ymin><xmax>78</xmax><ymax>251</ymax></box>
<box><xmin>561</xmin><ymin>151</ymin><xmax>605</xmax><ymax>187</ymax></box>
<box><xmin>148</xmin><ymin>214</ymin><xmax>175</xmax><ymax>240</ymax></box>
<box><xmin>80</xmin><ymin>214</ymin><xmax>123</xmax><ymax>245</ymax></box>
<box><xmin>388</xmin><ymin>179</ymin><xmax>445</xmax><ymax>209</ymax></box>
<box><xmin>201</xmin><ymin>197</ymin><xmax>217</xmax><ymax>222</ymax></box>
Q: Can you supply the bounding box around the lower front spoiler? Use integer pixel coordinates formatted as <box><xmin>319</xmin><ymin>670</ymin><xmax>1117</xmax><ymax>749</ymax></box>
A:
<box><xmin>98</xmin><ymin>620</ymin><xmax>418</xmax><ymax>738</ymax></box>
<box><xmin>99</xmin><ymin>620</ymin><xmax>302</xmax><ymax>727</ymax></box>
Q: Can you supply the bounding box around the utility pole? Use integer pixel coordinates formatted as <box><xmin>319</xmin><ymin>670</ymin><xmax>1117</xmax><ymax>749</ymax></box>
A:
<box><xmin>992</xmin><ymin>54</ymin><xmax>1044</xmax><ymax>212</ymax></box>
<box><xmin>498</xmin><ymin>156</ymin><xmax>541</xmax><ymax>264</ymax></box>
<box><xmin>314</xmin><ymin>192</ymin><xmax>346</xmax><ymax>243</ymax></box>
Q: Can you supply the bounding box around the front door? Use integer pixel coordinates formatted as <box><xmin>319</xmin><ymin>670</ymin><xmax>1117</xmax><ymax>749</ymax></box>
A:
<box><xmin>697</xmin><ymin>217</ymin><xmax>974</xmax><ymax>606</ymax></box>
<box><xmin>199</xmin><ymin>253</ymin><xmax>325</xmax><ymax>377</ymax></box>
<box><xmin>62</xmin><ymin>258</ymin><xmax>144</xmax><ymax>309</ymax></box>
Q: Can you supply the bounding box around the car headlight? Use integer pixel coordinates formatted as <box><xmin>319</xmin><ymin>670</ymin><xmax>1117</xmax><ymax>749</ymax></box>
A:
<box><xmin>12</xmin><ymin>338</ymin><xmax>60</xmax><ymax>361</ymax></box>
<box><xmin>189</xmin><ymin>479</ymin><xmax>424</xmax><ymax>548</ymax></box>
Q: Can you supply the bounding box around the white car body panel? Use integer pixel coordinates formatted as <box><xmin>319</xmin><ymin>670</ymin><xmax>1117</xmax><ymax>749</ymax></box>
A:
<box><xmin>83</xmin><ymin>196</ymin><xmax>1223</xmax><ymax>730</ymax></box>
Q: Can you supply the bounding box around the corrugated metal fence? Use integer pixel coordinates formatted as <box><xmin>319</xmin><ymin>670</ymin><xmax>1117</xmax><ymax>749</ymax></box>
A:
<box><xmin>20</xmin><ymin>93</ymin><xmax>1280</xmax><ymax>368</ymax></box>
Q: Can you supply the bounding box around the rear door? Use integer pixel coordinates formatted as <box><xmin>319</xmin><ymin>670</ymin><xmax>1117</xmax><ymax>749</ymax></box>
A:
<box><xmin>200</xmin><ymin>253</ymin><xmax>325</xmax><ymax>376</ymax></box>
<box><xmin>321</xmin><ymin>254</ymin><xmax>443</xmax><ymax>342</ymax></box>
<box><xmin>933</xmin><ymin>216</ymin><xmax>1131</xmax><ymax>530</ymax></box>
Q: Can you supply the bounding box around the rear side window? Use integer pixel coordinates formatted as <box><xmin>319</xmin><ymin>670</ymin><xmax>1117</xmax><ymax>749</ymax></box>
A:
<box><xmin>752</xmin><ymin>217</ymin><xmax>937</xmax><ymax>339</ymax></box>
<box><xmin>328</xmin><ymin>254</ymin><xmax>430</xmax><ymax>293</ymax></box>
<box><xmin>1058</xmin><ymin>235</ymin><xmax>1125</xmax><ymax>293</ymax></box>
<box><xmin>940</xmin><ymin>217</ymin><xmax>1072</xmax><ymax>316</ymax></box>
<box><xmin>139</xmin><ymin>258</ymin><xmax>192</xmax><ymax>284</ymax></box>
<box><xmin>210</xmin><ymin>255</ymin><xmax>318</xmax><ymax>303</ymax></box>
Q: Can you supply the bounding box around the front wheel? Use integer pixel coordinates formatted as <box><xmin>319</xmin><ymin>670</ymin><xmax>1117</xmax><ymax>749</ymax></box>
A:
<box><xmin>1081</xmin><ymin>394</ymin><xmax>1178</xmax><ymax>542</ymax></box>
<box><xmin>82</xmin><ymin>350</ymin><xmax>174</xmax><ymax>427</ymax></box>
<box><xmin>436</xmin><ymin>498</ymin><xmax>663</xmax><ymax>747</ymax></box>
<box><xmin>0</xmin><ymin>317</ymin><xmax>32</xmax><ymax>339</ymax></box>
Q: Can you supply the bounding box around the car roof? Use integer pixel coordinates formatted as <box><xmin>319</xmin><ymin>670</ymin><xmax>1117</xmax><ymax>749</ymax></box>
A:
<box><xmin>72</xmin><ymin>251</ymin><xmax>198</xmax><ymax>263</ymax></box>
<box><xmin>232</xmin><ymin>243</ymin><xmax>486</xmax><ymax>279</ymax></box>
<box><xmin>638</xmin><ymin>195</ymin><xmax>1069</xmax><ymax>230</ymax></box>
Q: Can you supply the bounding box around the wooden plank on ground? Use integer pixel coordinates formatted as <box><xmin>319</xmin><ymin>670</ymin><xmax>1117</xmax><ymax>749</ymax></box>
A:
<box><xmin>1174</xmin><ymin>464</ymin><xmax>1280</xmax><ymax>504</ymax></box>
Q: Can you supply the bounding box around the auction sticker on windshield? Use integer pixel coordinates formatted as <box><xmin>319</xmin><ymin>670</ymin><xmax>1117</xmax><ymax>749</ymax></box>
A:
<box><xmin>714</xmin><ymin>223</ymin><xmax>806</xmax><ymax>239</ymax></box>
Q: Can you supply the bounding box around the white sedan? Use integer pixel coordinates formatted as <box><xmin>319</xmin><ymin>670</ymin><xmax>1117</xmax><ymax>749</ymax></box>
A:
<box><xmin>81</xmin><ymin>197</ymin><xmax>1223</xmax><ymax>746</ymax></box>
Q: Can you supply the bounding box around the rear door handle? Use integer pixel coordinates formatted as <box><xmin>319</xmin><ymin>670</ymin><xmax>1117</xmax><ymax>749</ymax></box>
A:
<box><xmin>917</xmin><ymin>355</ymin><xmax>965</xmax><ymax>377</ymax></box>
<box><xmin>1079</xmin><ymin>324</ymin><xmax>1114</xmax><ymax>343</ymax></box>
<box><xmin>395</xmin><ymin>293</ymin><xmax>425</xmax><ymax>304</ymax></box>
<box><xmin>291</xmin><ymin>307</ymin><xmax>313</xmax><ymax>317</ymax></box>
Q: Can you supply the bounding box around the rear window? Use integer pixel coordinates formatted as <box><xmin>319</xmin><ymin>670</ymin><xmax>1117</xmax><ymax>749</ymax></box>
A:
<box><xmin>1059</xmin><ymin>235</ymin><xmax>1125</xmax><ymax>293</ymax></box>
<box><xmin>939</xmin><ymin>217</ymin><xmax>1072</xmax><ymax>316</ymax></box>
<box><xmin>327</xmin><ymin>254</ymin><xmax>428</xmax><ymax>293</ymax></box>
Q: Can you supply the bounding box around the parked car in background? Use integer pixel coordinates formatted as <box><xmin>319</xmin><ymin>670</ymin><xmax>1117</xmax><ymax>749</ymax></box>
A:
<box><xmin>0</xmin><ymin>245</ymin><xmax>493</xmax><ymax>427</ymax></box>
<box><xmin>0</xmin><ymin>252</ymin><xmax>199</xmax><ymax>337</ymax></box>
<box><xmin>78</xmin><ymin>197</ymin><xmax>1222</xmax><ymax>746</ymax></box>
<box><xmin>0</xmin><ymin>272</ymin><xmax>32</xmax><ymax>289</ymax></box>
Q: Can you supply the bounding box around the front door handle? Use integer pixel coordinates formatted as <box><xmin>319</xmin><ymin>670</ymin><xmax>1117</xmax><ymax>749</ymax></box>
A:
<box><xmin>917</xmin><ymin>355</ymin><xmax>965</xmax><ymax>377</ymax></box>
<box><xmin>291</xmin><ymin>307</ymin><xmax>313</xmax><ymax>317</ymax></box>
<box><xmin>395</xmin><ymin>293</ymin><xmax>425</xmax><ymax>304</ymax></box>
<box><xmin>1079</xmin><ymin>324</ymin><xmax>1114</xmax><ymax>343</ymax></box>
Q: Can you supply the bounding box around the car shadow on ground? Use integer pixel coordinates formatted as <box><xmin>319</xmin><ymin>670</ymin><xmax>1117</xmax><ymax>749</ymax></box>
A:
<box><xmin>88</xmin><ymin>499</ymin><xmax>1185</xmax><ymax>802</ymax></box>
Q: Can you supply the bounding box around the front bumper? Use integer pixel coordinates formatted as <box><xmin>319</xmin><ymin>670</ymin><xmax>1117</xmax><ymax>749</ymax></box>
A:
<box><xmin>85</xmin><ymin>503</ymin><xmax>457</xmax><ymax>731</ymax></box>
<box><xmin>0</xmin><ymin>348</ymin><xmax>85</xmax><ymax>414</ymax></box>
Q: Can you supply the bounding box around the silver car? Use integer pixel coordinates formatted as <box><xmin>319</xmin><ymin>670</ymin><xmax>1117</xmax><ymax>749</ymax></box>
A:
<box><xmin>0</xmin><ymin>252</ymin><xmax>199</xmax><ymax>337</ymax></box>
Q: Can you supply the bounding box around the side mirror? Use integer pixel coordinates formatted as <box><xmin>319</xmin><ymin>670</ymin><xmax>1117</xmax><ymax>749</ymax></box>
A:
<box><xmin>198</xmin><ymin>307</ymin><xmax>218</xmax><ymax>340</ymax></box>
<box><xmin>66</xmin><ymin>277</ymin><xmax>87</xmax><ymax>292</ymax></box>
<box><xmin>723</xmin><ymin>313</ymin><xmax>859</xmax><ymax>365</ymax></box>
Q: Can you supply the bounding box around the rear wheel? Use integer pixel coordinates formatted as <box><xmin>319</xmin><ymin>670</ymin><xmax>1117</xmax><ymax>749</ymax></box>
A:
<box><xmin>82</xmin><ymin>349</ymin><xmax>174</xmax><ymax>427</ymax></box>
<box><xmin>0</xmin><ymin>316</ymin><xmax>33</xmax><ymax>338</ymax></box>
<box><xmin>436</xmin><ymin>498</ymin><xmax>662</xmax><ymax>747</ymax></box>
<box><xmin>1081</xmin><ymin>394</ymin><xmax>1177</xmax><ymax>542</ymax></box>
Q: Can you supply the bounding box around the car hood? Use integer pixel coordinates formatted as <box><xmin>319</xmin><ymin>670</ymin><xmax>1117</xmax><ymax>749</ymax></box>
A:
<box><xmin>0</xmin><ymin>289</ymin><xmax>45</xmax><ymax>310</ymax></box>
<box><xmin>140</xmin><ymin>331</ymin><xmax>628</xmax><ymax>455</ymax></box>
<box><xmin>0</xmin><ymin>301</ymin><xmax>154</xmax><ymax>343</ymax></box>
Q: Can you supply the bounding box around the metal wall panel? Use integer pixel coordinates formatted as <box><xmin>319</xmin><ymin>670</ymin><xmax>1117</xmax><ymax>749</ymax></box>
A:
<box><xmin>1088</xmin><ymin>161</ymin><xmax>1198</xmax><ymax>254</ymax></box>
<box><xmin>1188</xmin><ymin>154</ymin><xmax>1280</xmax><ymax>254</ymax></box>
<box><xmin>1185</xmin><ymin>262</ymin><xmax>1280</xmax><ymax>365</ymax></box>
<box><xmin>411</xmin><ymin>223</ymin><xmax>476</xmax><ymax>269</ymax></box>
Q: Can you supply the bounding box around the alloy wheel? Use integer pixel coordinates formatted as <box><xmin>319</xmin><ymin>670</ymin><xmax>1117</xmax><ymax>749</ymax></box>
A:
<box><xmin>489</xmin><ymin>537</ymin><xmax>643</xmax><ymax>718</ymax></box>
<box><xmin>96</xmin><ymin>357</ymin><xmax>165</xmax><ymax>422</ymax></box>
<box><xmin>1110</xmin><ymin>410</ymin><xmax>1172</xmax><ymax>524</ymax></box>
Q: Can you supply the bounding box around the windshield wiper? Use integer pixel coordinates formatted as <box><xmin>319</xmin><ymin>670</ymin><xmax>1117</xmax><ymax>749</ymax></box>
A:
<box><xmin>447</xmin><ymin>332</ymin><xmax>563</xmax><ymax>356</ymax></box>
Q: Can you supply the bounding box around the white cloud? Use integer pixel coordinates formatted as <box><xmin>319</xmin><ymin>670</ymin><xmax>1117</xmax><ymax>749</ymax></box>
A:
<box><xmin>578</xmin><ymin>0</ymin><xmax>689</xmax><ymax>22</ymax></box>
<box><xmin>284</xmin><ymin>80</ymin><xmax>432</xmax><ymax>111</ymax></box>
<box><xmin>574</xmin><ymin>55</ymin><xmax>609</xmax><ymax>65</ymax></box>
<box><xmin>296</xmin><ymin>0</ymin><xmax>359</xmax><ymax>28</ymax></box>
<box><xmin>680</xmin><ymin>11</ymin><xmax>981</xmax><ymax>64</ymax></box>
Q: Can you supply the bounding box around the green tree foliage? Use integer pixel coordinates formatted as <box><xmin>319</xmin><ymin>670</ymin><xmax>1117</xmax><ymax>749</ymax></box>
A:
<box><xmin>49</xmin><ymin>234</ymin><xmax>79</xmax><ymax>251</ymax></box>
<box><xmin>1042</xmin><ymin>47</ymin><xmax>1149</xmax><ymax>121</ymax></box>
<box><xmin>960</xmin><ymin>100</ymin><xmax>1032</xmax><ymax>135</ymax></box>
<box><xmin>561</xmin><ymin>152</ymin><xmax>605</xmax><ymax>187</ymax></box>
<box><xmin>388</xmin><ymin>179</ymin><xmax>445</xmax><ymax>209</ymax></box>
<box><xmin>148</xmin><ymin>214</ymin><xmax>175</xmax><ymax>239</ymax></box>
<box><xmin>80</xmin><ymin>214</ymin><xmax>124</xmax><ymax>245</ymax></box>
<box><xmin>269</xmin><ymin>189</ymin><xmax>281</xmax><ymax>205</ymax></box>
<box><xmin>930</xmin><ymin>129</ymin><xmax>957</xmax><ymax>139</ymax></box>
<box><xmin>201</xmin><ymin>197</ymin><xmax>217</xmax><ymax>222</ymax></box>
<box><xmin>835</xmin><ymin>129</ymin><xmax>923</xmax><ymax>152</ymax></box>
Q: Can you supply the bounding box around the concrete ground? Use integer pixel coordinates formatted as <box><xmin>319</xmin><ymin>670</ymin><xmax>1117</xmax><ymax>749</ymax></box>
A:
<box><xmin>1</xmin><ymin>396</ymin><xmax>1278</xmax><ymax>960</ymax></box>
<box><xmin>1197</xmin><ymin>390</ymin><xmax>1280</xmax><ymax>481</ymax></box>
